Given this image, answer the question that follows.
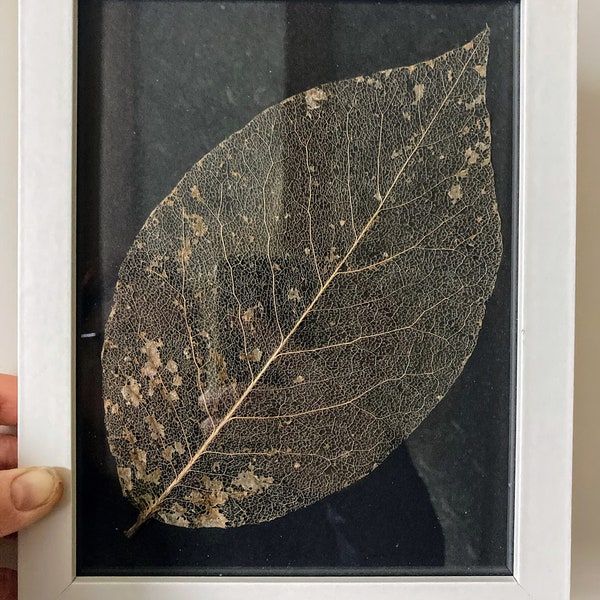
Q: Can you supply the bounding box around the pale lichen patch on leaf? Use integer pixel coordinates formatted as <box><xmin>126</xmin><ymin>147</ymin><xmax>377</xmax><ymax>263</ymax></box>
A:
<box><xmin>413</xmin><ymin>83</ymin><xmax>425</xmax><ymax>103</ymax></box>
<box><xmin>305</xmin><ymin>86</ymin><xmax>329</xmax><ymax>110</ymax></box>
<box><xmin>140</xmin><ymin>493</ymin><xmax>156</xmax><ymax>509</ymax></box>
<box><xmin>145</xmin><ymin>468</ymin><xmax>162</xmax><ymax>485</ymax></box>
<box><xmin>130</xmin><ymin>447</ymin><xmax>147</xmax><ymax>479</ymax></box>
<box><xmin>326</xmin><ymin>247</ymin><xmax>340</xmax><ymax>263</ymax></box>
<box><xmin>287</xmin><ymin>288</ymin><xmax>301</xmax><ymax>301</ymax></box>
<box><xmin>465</xmin><ymin>147</ymin><xmax>480</xmax><ymax>165</ymax></box>
<box><xmin>366</xmin><ymin>76</ymin><xmax>383</xmax><ymax>90</ymax></box>
<box><xmin>140</xmin><ymin>336</ymin><xmax>163</xmax><ymax>379</ymax></box>
<box><xmin>148</xmin><ymin>377</ymin><xmax>160</xmax><ymax>398</ymax></box>
<box><xmin>448</xmin><ymin>184</ymin><xmax>463</xmax><ymax>203</ymax></box>
<box><xmin>186</xmin><ymin>213</ymin><xmax>208</xmax><ymax>237</ymax></box>
<box><xmin>117</xmin><ymin>467</ymin><xmax>133</xmax><ymax>492</ymax></box>
<box><xmin>123</xmin><ymin>427</ymin><xmax>137</xmax><ymax>445</ymax></box>
<box><xmin>231</xmin><ymin>464</ymin><xmax>273</xmax><ymax>496</ymax></box>
<box><xmin>474</xmin><ymin>63</ymin><xmax>487</xmax><ymax>77</ymax></box>
<box><xmin>186</xmin><ymin>476</ymin><xmax>229</xmax><ymax>528</ymax></box>
<box><xmin>195</xmin><ymin>509</ymin><xmax>227</xmax><ymax>528</ymax></box>
<box><xmin>242</xmin><ymin>306</ymin><xmax>255</xmax><ymax>322</ymax></box>
<box><xmin>162</xmin><ymin>445</ymin><xmax>175</xmax><ymax>461</ymax></box>
<box><xmin>178</xmin><ymin>237</ymin><xmax>192</xmax><ymax>266</ymax></box>
<box><xmin>210</xmin><ymin>348</ymin><xmax>230</xmax><ymax>384</ymax></box>
<box><xmin>121</xmin><ymin>377</ymin><xmax>144</xmax><ymax>408</ymax></box>
<box><xmin>147</xmin><ymin>254</ymin><xmax>164</xmax><ymax>271</ymax></box>
<box><xmin>144</xmin><ymin>414</ymin><xmax>166</xmax><ymax>440</ymax></box>
<box><xmin>190</xmin><ymin>184</ymin><xmax>203</xmax><ymax>202</ymax></box>
<box><xmin>465</xmin><ymin>94</ymin><xmax>485</xmax><ymax>110</ymax></box>
<box><xmin>240</xmin><ymin>347</ymin><xmax>263</xmax><ymax>363</ymax></box>
<box><xmin>160</xmin><ymin>502</ymin><xmax>190</xmax><ymax>528</ymax></box>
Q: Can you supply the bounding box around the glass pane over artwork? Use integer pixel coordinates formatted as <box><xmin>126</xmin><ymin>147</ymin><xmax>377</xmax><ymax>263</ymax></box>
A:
<box><xmin>76</xmin><ymin>0</ymin><xmax>519</xmax><ymax>577</ymax></box>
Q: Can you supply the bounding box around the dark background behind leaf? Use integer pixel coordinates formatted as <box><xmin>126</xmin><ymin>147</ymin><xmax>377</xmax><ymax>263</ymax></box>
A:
<box><xmin>77</xmin><ymin>0</ymin><xmax>518</xmax><ymax>576</ymax></box>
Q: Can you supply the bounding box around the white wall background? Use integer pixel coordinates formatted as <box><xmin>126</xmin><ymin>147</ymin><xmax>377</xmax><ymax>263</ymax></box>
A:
<box><xmin>0</xmin><ymin>0</ymin><xmax>18</xmax><ymax>572</ymax></box>
<box><xmin>571</xmin><ymin>1</ymin><xmax>600</xmax><ymax>598</ymax></box>
<box><xmin>0</xmin><ymin>0</ymin><xmax>18</xmax><ymax>376</ymax></box>
<box><xmin>0</xmin><ymin>0</ymin><xmax>597</xmax><ymax>597</ymax></box>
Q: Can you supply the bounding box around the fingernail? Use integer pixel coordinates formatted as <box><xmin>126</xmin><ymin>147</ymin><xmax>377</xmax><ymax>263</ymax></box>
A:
<box><xmin>10</xmin><ymin>468</ymin><xmax>59</xmax><ymax>511</ymax></box>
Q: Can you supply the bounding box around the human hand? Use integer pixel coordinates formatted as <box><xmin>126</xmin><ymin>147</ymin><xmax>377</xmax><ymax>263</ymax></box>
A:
<box><xmin>0</xmin><ymin>374</ymin><xmax>63</xmax><ymax>599</ymax></box>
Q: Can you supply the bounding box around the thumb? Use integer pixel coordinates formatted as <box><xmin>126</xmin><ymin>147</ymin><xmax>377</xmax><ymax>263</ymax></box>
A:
<box><xmin>0</xmin><ymin>467</ymin><xmax>63</xmax><ymax>537</ymax></box>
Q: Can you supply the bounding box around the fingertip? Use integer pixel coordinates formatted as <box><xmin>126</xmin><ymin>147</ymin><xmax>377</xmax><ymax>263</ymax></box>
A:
<box><xmin>11</xmin><ymin>468</ymin><xmax>62</xmax><ymax>512</ymax></box>
<box><xmin>0</xmin><ymin>467</ymin><xmax>63</xmax><ymax>537</ymax></box>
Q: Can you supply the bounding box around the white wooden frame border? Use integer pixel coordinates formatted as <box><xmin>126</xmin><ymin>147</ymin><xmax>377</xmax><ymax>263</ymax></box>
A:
<box><xmin>18</xmin><ymin>0</ymin><xmax>577</xmax><ymax>598</ymax></box>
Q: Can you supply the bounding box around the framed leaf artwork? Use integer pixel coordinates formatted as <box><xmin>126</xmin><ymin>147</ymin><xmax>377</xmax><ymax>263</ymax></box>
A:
<box><xmin>18</xmin><ymin>0</ymin><xmax>576</xmax><ymax>599</ymax></box>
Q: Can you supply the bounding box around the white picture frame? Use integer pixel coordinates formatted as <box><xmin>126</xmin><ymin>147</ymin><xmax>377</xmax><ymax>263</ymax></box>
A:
<box><xmin>17</xmin><ymin>0</ymin><xmax>577</xmax><ymax>598</ymax></box>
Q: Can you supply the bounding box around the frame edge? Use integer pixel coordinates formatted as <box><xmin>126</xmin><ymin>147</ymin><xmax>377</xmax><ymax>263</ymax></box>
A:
<box><xmin>18</xmin><ymin>0</ymin><xmax>76</xmax><ymax>598</ymax></box>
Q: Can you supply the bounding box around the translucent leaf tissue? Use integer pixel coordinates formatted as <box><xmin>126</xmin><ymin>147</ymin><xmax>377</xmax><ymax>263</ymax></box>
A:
<box><xmin>101</xmin><ymin>29</ymin><xmax>502</xmax><ymax>536</ymax></box>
